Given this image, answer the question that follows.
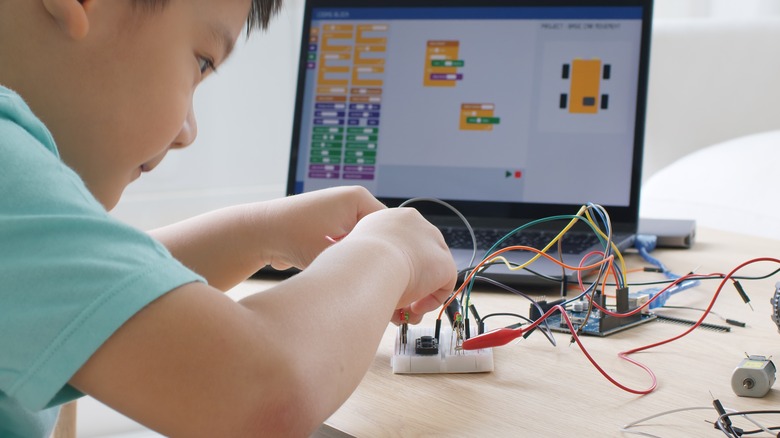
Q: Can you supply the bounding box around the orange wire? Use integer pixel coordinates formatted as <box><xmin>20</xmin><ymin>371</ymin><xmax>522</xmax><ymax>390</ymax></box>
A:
<box><xmin>437</xmin><ymin>245</ymin><xmax>614</xmax><ymax>320</ymax></box>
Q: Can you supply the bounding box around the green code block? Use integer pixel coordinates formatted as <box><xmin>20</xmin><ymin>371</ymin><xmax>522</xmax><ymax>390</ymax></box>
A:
<box><xmin>312</xmin><ymin>134</ymin><xmax>344</xmax><ymax>141</ymax></box>
<box><xmin>310</xmin><ymin>141</ymin><xmax>343</xmax><ymax>149</ymax></box>
<box><xmin>344</xmin><ymin>157</ymin><xmax>376</xmax><ymax>165</ymax></box>
<box><xmin>347</xmin><ymin>127</ymin><xmax>379</xmax><ymax>134</ymax></box>
<box><xmin>345</xmin><ymin>150</ymin><xmax>376</xmax><ymax>159</ymax></box>
<box><xmin>346</xmin><ymin>135</ymin><xmax>378</xmax><ymax>142</ymax></box>
<box><xmin>466</xmin><ymin>117</ymin><xmax>500</xmax><ymax>124</ymax></box>
<box><xmin>310</xmin><ymin>155</ymin><xmax>342</xmax><ymax>164</ymax></box>
<box><xmin>313</xmin><ymin>127</ymin><xmax>344</xmax><ymax>134</ymax></box>
<box><xmin>345</xmin><ymin>142</ymin><xmax>377</xmax><ymax>150</ymax></box>
<box><xmin>431</xmin><ymin>60</ymin><xmax>464</xmax><ymax>67</ymax></box>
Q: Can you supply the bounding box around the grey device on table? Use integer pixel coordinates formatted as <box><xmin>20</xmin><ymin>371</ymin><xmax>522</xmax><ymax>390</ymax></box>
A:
<box><xmin>638</xmin><ymin>218</ymin><xmax>696</xmax><ymax>248</ymax></box>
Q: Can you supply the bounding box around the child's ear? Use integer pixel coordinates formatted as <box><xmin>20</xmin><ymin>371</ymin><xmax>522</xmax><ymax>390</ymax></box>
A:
<box><xmin>42</xmin><ymin>0</ymin><xmax>90</xmax><ymax>40</ymax></box>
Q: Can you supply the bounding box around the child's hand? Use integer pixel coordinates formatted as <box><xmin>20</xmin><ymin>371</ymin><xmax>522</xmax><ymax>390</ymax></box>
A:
<box><xmin>341</xmin><ymin>206</ymin><xmax>457</xmax><ymax>325</ymax></box>
<box><xmin>257</xmin><ymin>186</ymin><xmax>388</xmax><ymax>270</ymax></box>
<box><xmin>258</xmin><ymin>186</ymin><xmax>456</xmax><ymax>323</ymax></box>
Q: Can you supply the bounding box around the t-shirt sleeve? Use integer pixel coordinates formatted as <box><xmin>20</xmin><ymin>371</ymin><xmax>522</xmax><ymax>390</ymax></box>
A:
<box><xmin>0</xmin><ymin>118</ymin><xmax>205</xmax><ymax>411</ymax></box>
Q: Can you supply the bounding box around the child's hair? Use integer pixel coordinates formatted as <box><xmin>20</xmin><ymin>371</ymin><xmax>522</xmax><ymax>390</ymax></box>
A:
<box><xmin>131</xmin><ymin>0</ymin><xmax>283</xmax><ymax>31</ymax></box>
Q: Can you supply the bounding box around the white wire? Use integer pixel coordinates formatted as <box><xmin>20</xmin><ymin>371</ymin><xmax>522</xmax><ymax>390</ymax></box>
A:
<box><xmin>398</xmin><ymin>197</ymin><xmax>478</xmax><ymax>270</ymax></box>
<box><xmin>621</xmin><ymin>404</ymin><xmax>777</xmax><ymax>437</ymax></box>
<box><xmin>620</xmin><ymin>406</ymin><xmax>713</xmax><ymax>437</ymax></box>
<box><xmin>730</xmin><ymin>411</ymin><xmax>777</xmax><ymax>436</ymax></box>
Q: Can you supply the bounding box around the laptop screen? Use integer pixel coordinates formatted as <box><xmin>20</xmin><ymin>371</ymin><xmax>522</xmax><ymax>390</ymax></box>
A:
<box><xmin>287</xmin><ymin>0</ymin><xmax>653</xmax><ymax>229</ymax></box>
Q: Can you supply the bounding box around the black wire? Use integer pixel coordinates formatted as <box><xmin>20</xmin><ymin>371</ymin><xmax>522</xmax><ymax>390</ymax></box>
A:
<box><xmin>457</xmin><ymin>261</ymin><xmax>565</xmax><ymax>284</ymax></box>
<box><xmin>603</xmin><ymin>267</ymin><xmax>780</xmax><ymax>288</ymax></box>
<box><xmin>740</xmin><ymin>426</ymin><xmax>780</xmax><ymax>436</ymax></box>
<box><xmin>460</xmin><ymin>262</ymin><xmax>780</xmax><ymax>289</ymax></box>
<box><xmin>715</xmin><ymin>420</ymin><xmax>739</xmax><ymax>438</ymax></box>
<box><xmin>480</xmin><ymin>312</ymin><xmax>530</xmax><ymax>324</ymax></box>
<box><xmin>452</xmin><ymin>264</ymin><xmax>560</xmax><ymax>335</ymax></box>
<box><xmin>451</xmin><ymin>254</ymin><xmax>780</xmax><ymax>352</ymax></box>
<box><xmin>719</xmin><ymin>409</ymin><xmax>780</xmax><ymax>420</ymax></box>
<box><xmin>716</xmin><ymin>410</ymin><xmax>780</xmax><ymax>437</ymax></box>
<box><xmin>471</xmin><ymin>275</ymin><xmax>557</xmax><ymax>347</ymax></box>
<box><xmin>557</xmin><ymin>238</ymin><xmax>567</xmax><ymax>297</ymax></box>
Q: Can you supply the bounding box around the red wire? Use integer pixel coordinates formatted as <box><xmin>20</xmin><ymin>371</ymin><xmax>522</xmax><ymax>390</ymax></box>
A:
<box><xmin>556</xmin><ymin>304</ymin><xmax>658</xmax><ymax>394</ymax></box>
<box><xmin>620</xmin><ymin>257</ymin><xmax>780</xmax><ymax>357</ymax></box>
<box><xmin>464</xmin><ymin>303</ymin><xmax>658</xmax><ymax>394</ymax></box>
<box><xmin>585</xmin><ymin>273</ymin><xmax>702</xmax><ymax>318</ymax></box>
<box><xmin>437</xmin><ymin>245</ymin><xmax>615</xmax><ymax>320</ymax></box>
<box><xmin>464</xmin><ymin>256</ymin><xmax>780</xmax><ymax>395</ymax></box>
<box><xmin>576</xmin><ymin>250</ymin><xmax>613</xmax><ymax>293</ymax></box>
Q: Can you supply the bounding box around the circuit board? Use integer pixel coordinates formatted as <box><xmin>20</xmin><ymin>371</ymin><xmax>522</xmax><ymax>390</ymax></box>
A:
<box><xmin>544</xmin><ymin>310</ymin><xmax>656</xmax><ymax>337</ymax></box>
<box><xmin>392</xmin><ymin>325</ymin><xmax>494</xmax><ymax>374</ymax></box>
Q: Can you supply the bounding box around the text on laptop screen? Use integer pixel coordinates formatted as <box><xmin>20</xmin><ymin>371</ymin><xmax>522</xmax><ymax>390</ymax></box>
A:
<box><xmin>292</xmin><ymin>6</ymin><xmax>644</xmax><ymax>207</ymax></box>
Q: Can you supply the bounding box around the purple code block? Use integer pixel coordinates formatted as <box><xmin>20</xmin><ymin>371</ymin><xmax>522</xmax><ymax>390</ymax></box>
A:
<box><xmin>429</xmin><ymin>73</ymin><xmax>463</xmax><ymax>80</ymax></box>
<box><xmin>308</xmin><ymin>171</ymin><xmax>340</xmax><ymax>179</ymax></box>
<box><xmin>343</xmin><ymin>173</ymin><xmax>375</xmax><ymax>180</ymax></box>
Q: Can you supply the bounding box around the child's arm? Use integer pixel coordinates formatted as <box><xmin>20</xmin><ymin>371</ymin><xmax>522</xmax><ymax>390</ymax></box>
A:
<box><xmin>148</xmin><ymin>186</ymin><xmax>390</xmax><ymax>291</ymax></box>
<box><xmin>70</xmin><ymin>199</ymin><xmax>456</xmax><ymax>436</ymax></box>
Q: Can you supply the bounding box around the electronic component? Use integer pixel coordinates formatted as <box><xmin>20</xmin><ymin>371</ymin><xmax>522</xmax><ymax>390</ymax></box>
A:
<box><xmin>653</xmin><ymin>314</ymin><xmax>730</xmax><ymax>332</ymax></box>
<box><xmin>711</xmin><ymin>397</ymin><xmax>738</xmax><ymax>435</ymax></box>
<box><xmin>543</xmin><ymin>289</ymin><xmax>656</xmax><ymax>337</ymax></box>
<box><xmin>444</xmin><ymin>298</ymin><xmax>467</xmax><ymax>342</ymax></box>
<box><xmin>546</xmin><ymin>312</ymin><xmax>656</xmax><ymax>337</ymax></box>
<box><xmin>415</xmin><ymin>335</ymin><xmax>439</xmax><ymax>355</ymax></box>
<box><xmin>529</xmin><ymin>298</ymin><xmax>566</xmax><ymax>321</ymax></box>
<box><xmin>445</xmin><ymin>298</ymin><xmax>462</xmax><ymax>327</ymax></box>
<box><xmin>469</xmin><ymin>303</ymin><xmax>483</xmax><ymax>334</ymax></box>
<box><xmin>771</xmin><ymin>282</ymin><xmax>780</xmax><ymax>333</ymax></box>
<box><xmin>400</xmin><ymin>322</ymin><xmax>408</xmax><ymax>345</ymax></box>
<box><xmin>393</xmin><ymin>325</ymin><xmax>493</xmax><ymax>374</ymax></box>
<box><xmin>731</xmin><ymin>354</ymin><xmax>776</xmax><ymax>397</ymax></box>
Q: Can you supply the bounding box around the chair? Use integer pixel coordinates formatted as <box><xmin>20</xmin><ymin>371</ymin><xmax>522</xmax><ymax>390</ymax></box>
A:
<box><xmin>643</xmin><ymin>18</ymin><xmax>780</xmax><ymax>183</ymax></box>
<box><xmin>640</xmin><ymin>129</ymin><xmax>780</xmax><ymax>240</ymax></box>
<box><xmin>51</xmin><ymin>401</ymin><xmax>77</xmax><ymax>438</ymax></box>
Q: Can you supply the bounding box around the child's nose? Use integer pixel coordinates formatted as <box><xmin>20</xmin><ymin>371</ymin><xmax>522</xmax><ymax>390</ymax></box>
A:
<box><xmin>171</xmin><ymin>105</ymin><xmax>198</xmax><ymax>149</ymax></box>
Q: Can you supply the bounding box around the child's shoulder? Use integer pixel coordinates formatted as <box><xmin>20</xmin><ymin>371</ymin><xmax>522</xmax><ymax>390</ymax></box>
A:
<box><xmin>0</xmin><ymin>86</ymin><xmax>59</xmax><ymax>171</ymax></box>
<box><xmin>0</xmin><ymin>85</ymin><xmax>58</xmax><ymax>157</ymax></box>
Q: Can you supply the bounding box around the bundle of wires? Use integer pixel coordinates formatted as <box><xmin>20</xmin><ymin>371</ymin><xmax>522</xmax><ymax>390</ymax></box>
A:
<box><xmin>399</xmin><ymin>198</ymin><xmax>780</xmax><ymax>396</ymax></box>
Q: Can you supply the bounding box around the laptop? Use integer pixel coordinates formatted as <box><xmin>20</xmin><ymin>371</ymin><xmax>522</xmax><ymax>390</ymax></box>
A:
<box><xmin>282</xmin><ymin>0</ymin><xmax>654</xmax><ymax>287</ymax></box>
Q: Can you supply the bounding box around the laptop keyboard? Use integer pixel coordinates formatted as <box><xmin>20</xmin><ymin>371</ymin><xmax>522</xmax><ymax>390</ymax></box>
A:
<box><xmin>440</xmin><ymin>226</ymin><xmax>602</xmax><ymax>255</ymax></box>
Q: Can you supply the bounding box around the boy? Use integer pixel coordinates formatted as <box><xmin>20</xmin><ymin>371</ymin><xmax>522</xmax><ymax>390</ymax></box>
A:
<box><xmin>0</xmin><ymin>0</ymin><xmax>457</xmax><ymax>436</ymax></box>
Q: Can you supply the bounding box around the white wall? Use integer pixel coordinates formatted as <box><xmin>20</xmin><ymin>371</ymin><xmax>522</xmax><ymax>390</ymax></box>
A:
<box><xmin>655</xmin><ymin>0</ymin><xmax>780</xmax><ymax>18</ymax></box>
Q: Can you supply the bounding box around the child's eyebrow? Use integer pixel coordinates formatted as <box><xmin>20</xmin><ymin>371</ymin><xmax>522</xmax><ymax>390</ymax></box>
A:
<box><xmin>209</xmin><ymin>23</ymin><xmax>236</xmax><ymax>61</ymax></box>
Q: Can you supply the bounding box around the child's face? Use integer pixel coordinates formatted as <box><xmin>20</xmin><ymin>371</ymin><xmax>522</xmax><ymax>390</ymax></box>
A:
<box><xmin>43</xmin><ymin>0</ymin><xmax>252</xmax><ymax>209</ymax></box>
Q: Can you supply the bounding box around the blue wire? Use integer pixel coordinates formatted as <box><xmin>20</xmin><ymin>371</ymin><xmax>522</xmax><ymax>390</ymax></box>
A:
<box><xmin>634</xmin><ymin>234</ymin><xmax>700</xmax><ymax>308</ymax></box>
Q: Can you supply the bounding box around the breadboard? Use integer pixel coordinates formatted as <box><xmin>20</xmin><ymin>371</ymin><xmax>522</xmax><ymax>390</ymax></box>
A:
<box><xmin>392</xmin><ymin>325</ymin><xmax>494</xmax><ymax>374</ymax></box>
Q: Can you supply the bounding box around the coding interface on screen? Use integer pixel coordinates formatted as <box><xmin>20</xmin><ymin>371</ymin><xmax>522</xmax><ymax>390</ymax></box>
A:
<box><xmin>293</xmin><ymin>7</ymin><xmax>643</xmax><ymax>206</ymax></box>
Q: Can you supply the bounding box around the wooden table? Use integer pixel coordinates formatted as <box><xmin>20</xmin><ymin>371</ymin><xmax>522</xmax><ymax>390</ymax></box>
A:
<box><xmin>235</xmin><ymin>228</ymin><xmax>780</xmax><ymax>437</ymax></box>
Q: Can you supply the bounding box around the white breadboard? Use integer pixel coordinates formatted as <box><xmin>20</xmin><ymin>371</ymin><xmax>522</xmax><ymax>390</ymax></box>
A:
<box><xmin>391</xmin><ymin>325</ymin><xmax>494</xmax><ymax>374</ymax></box>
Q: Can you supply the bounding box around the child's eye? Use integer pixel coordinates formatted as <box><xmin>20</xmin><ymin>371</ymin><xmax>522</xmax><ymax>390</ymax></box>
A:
<box><xmin>197</xmin><ymin>56</ymin><xmax>217</xmax><ymax>75</ymax></box>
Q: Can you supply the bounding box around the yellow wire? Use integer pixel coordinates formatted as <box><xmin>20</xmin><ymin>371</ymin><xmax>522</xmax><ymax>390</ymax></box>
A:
<box><xmin>503</xmin><ymin>205</ymin><xmax>588</xmax><ymax>272</ymax></box>
<box><xmin>583</xmin><ymin>209</ymin><xmax>628</xmax><ymax>286</ymax></box>
<box><xmin>486</xmin><ymin>204</ymin><xmax>628</xmax><ymax>287</ymax></box>
<box><xmin>438</xmin><ymin>245</ymin><xmax>614</xmax><ymax>320</ymax></box>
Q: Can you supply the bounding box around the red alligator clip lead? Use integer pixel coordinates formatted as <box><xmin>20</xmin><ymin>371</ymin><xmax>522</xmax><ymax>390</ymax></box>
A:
<box><xmin>462</xmin><ymin>327</ymin><xmax>524</xmax><ymax>350</ymax></box>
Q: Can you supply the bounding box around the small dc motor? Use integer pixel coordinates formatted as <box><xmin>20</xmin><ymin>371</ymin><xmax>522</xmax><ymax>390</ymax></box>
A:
<box><xmin>731</xmin><ymin>354</ymin><xmax>776</xmax><ymax>398</ymax></box>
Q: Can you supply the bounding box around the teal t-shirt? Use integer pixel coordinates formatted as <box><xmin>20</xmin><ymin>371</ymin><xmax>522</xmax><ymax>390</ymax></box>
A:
<box><xmin>0</xmin><ymin>85</ymin><xmax>205</xmax><ymax>436</ymax></box>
